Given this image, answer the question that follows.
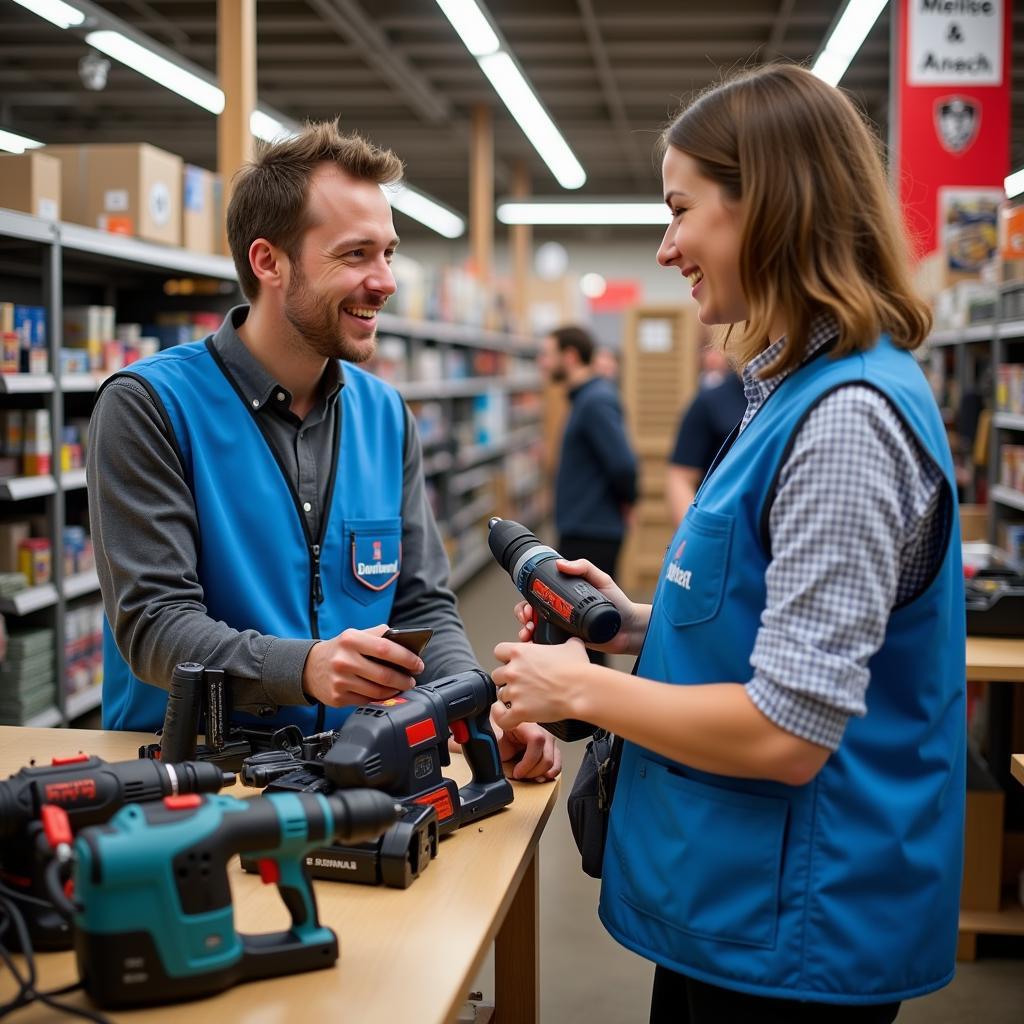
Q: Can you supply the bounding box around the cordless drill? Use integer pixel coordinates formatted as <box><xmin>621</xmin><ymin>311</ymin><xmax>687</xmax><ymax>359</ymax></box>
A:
<box><xmin>0</xmin><ymin>754</ymin><xmax>232</xmax><ymax>950</ymax></box>
<box><xmin>488</xmin><ymin>517</ymin><xmax>621</xmax><ymax>741</ymax></box>
<box><xmin>239</xmin><ymin>669</ymin><xmax>514</xmax><ymax>886</ymax></box>
<box><xmin>72</xmin><ymin>788</ymin><xmax>400</xmax><ymax>1008</ymax></box>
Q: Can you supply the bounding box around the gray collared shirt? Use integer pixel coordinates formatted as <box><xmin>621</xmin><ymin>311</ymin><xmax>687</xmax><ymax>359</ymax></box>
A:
<box><xmin>88</xmin><ymin>306</ymin><xmax>478</xmax><ymax>716</ymax></box>
<box><xmin>734</xmin><ymin>316</ymin><xmax>948</xmax><ymax>749</ymax></box>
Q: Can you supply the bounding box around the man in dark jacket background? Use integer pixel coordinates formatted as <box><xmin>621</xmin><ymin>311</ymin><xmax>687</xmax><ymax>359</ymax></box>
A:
<box><xmin>541</xmin><ymin>326</ymin><xmax>637</xmax><ymax>663</ymax></box>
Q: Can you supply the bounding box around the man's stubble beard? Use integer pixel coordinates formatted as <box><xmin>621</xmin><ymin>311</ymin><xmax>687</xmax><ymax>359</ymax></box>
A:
<box><xmin>283</xmin><ymin>262</ymin><xmax>376</xmax><ymax>364</ymax></box>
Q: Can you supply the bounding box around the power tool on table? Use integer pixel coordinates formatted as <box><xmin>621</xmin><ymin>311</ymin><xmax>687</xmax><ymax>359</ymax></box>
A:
<box><xmin>0</xmin><ymin>753</ymin><xmax>231</xmax><ymax>951</ymax></box>
<box><xmin>238</xmin><ymin>668</ymin><xmax>514</xmax><ymax>888</ymax></box>
<box><xmin>488</xmin><ymin>517</ymin><xmax>621</xmax><ymax>741</ymax></box>
<box><xmin>66</xmin><ymin>788</ymin><xmax>401</xmax><ymax>1008</ymax></box>
<box><xmin>139</xmin><ymin>661</ymin><xmax>301</xmax><ymax>771</ymax></box>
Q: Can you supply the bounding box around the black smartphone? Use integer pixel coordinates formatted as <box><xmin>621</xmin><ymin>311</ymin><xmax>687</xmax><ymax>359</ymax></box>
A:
<box><xmin>368</xmin><ymin>627</ymin><xmax>433</xmax><ymax>668</ymax></box>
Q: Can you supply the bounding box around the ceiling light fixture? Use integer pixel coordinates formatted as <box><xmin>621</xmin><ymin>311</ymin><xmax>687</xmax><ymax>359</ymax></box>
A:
<box><xmin>498</xmin><ymin>201</ymin><xmax>671</xmax><ymax>226</ymax></box>
<box><xmin>434</xmin><ymin>0</ymin><xmax>586</xmax><ymax>190</ymax></box>
<box><xmin>9</xmin><ymin>0</ymin><xmax>84</xmax><ymax>30</ymax></box>
<box><xmin>386</xmin><ymin>185</ymin><xmax>466</xmax><ymax>239</ymax></box>
<box><xmin>250</xmin><ymin>109</ymin><xmax>298</xmax><ymax>143</ymax></box>
<box><xmin>1006</xmin><ymin>168</ymin><xmax>1024</xmax><ymax>200</ymax></box>
<box><xmin>811</xmin><ymin>0</ymin><xmax>889</xmax><ymax>86</ymax></box>
<box><xmin>434</xmin><ymin>0</ymin><xmax>498</xmax><ymax>56</ymax></box>
<box><xmin>85</xmin><ymin>30</ymin><xmax>226</xmax><ymax>114</ymax></box>
<box><xmin>0</xmin><ymin>127</ymin><xmax>44</xmax><ymax>154</ymax></box>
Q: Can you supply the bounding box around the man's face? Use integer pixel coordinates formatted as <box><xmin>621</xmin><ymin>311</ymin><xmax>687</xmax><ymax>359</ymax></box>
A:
<box><xmin>283</xmin><ymin>165</ymin><xmax>398</xmax><ymax>363</ymax></box>
<box><xmin>539</xmin><ymin>336</ymin><xmax>567</xmax><ymax>384</ymax></box>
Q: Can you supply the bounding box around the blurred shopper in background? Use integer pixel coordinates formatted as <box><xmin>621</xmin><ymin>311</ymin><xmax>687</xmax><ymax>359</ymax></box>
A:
<box><xmin>592</xmin><ymin>344</ymin><xmax>622</xmax><ymax>383</ymax></box>
<box><xmin>667</xmin><ymin>346</ymin><xmax>747</xmax><ymax>525</ymax></box>
<box><xmin>540</xmin><ymin>325</ymin><xmax>637</xmax><ymax>664</ymax></box>
<box><xmin>495</xmin><ymin>64</ymin><xmax>964</xmax><ymax>1023</ymax></box>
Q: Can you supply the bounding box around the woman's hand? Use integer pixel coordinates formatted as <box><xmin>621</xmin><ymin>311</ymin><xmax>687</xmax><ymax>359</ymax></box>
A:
<box><xmin>512</xmin><ymin>559</ymin><xmax>650</xmax><ymax>656</ymax></box>
<box><xmin>492</xmin><ymin>636</ymin><xmax>591</xmax><ymax>730</ymax></box>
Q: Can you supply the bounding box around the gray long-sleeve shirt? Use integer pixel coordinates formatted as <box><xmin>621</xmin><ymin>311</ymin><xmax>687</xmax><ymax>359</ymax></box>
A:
<box><xmin>87</xmin><ymin>305</ymin><xmax>478</xmax><ymax>717</ymax></box>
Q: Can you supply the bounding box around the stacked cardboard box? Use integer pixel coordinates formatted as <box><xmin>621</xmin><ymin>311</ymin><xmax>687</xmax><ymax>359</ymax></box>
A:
<box><xmin>0</xmin><ymin>627</ymin><xmax>56</xmax><ymax>725</ymax></box>
<box><xmin>618</xmin><ymin>305</ymin><xmax>700</xmax><ymax>597</ymax></box>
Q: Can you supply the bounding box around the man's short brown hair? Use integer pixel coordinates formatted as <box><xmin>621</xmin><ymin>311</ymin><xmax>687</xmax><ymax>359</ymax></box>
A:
<box><xmin>227</xmin><ymin>120</ymin><xmax>404</xmax><ymax>300</ymax></box>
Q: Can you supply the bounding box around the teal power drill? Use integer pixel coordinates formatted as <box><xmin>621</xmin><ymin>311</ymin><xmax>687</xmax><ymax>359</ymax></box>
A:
<box><xmin>70</xmin><ymin>789</ymin><xmax>399</xmax><ymax>1008</ymax></box>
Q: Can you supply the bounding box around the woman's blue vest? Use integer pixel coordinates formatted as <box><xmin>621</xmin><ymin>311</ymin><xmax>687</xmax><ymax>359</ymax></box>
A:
<box><xmin>600</xmin><ymin>337</ymin><xmax>966</xmax><ymax>1003</ymax></box>
<box><xmin>101</xmin><ymin>339</ymin><xmax>406</xmax><ymax>733</ymax></box>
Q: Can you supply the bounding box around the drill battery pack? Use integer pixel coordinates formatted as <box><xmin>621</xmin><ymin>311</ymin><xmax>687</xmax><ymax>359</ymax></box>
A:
<box><xmin>239</xmin><ymin>769</ymin><xmax>439</xmax><ymax>889</ymax></box>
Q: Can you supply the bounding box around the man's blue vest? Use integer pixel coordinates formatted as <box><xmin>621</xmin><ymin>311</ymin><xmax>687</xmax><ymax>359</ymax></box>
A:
<box><xmin>600</xmin><ymin>338</ymin><xmax>966</xmax><ymax>1003</ymax></box>
<box><xmin>101</xmin><ymin>339</ymin><xmax>406</xmax><ymax>733</ymax></box>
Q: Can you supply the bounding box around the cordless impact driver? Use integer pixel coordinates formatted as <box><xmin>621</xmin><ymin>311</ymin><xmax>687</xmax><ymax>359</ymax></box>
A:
<box><xmin>0</xmin><ymin>754</ymin><xmax>231</xmax><ymax>950</ymax></box>
<box><xmin>71</xmin><ymin>788</ymin><xmax>400</xmax><ymax>1008</ymax></box>
<box><xmin>488</xmin><ymin>517</ymin><xmax>622</xmax><ymax>741</ymax></box>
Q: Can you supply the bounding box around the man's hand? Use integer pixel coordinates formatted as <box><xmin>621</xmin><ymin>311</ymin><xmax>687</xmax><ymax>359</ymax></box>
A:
<box><xmin>302</xmin><ymin>624</ymin><xmax>424</xmax><ymax>707</ymax></box>
<box><xmin>489</xmin><ymin>704</ymin><xmax>561</xmax><ymax>782</ymax></box>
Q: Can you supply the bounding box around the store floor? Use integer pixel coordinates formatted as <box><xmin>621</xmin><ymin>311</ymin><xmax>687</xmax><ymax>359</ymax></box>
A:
<box><xmin>459</xmin><ymin>562</ymin><xmax>1024</xmax><ymax>1024</ymax></box>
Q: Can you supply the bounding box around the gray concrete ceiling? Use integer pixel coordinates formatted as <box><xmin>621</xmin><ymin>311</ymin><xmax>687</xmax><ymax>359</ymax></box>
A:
<box><xmin>1</xmin><ymin>0</ymin><xmax>1021</xmax><ymax>236</ymax></box>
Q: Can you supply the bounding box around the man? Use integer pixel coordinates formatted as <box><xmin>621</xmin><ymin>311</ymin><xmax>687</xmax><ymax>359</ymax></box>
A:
<box><xmin>542</xmin><ymin>324</ymin><xmax>637</xmax><ymax>613</ymax></box>
<box><xmin>666</xmin><ymin>347</ymin><xmax>747</xmax><ymax>525</ymax></box>
<box><xmin>87</xmin><ymin>121</ymin><xmax>558</xmax><ymax>782</ymax></box>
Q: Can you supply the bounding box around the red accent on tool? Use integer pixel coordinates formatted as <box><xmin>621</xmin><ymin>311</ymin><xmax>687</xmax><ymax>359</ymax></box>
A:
<box><xmin>50</xmin><ymin>753</ymin><xmax>89</xmax><ymax>766</ymax></box>
<box><xmin>414</xmin><ymin>787</ymin><xmax>455</xmax><ymax>823</ymax></box>
<box><xmin>405</xmin><ymin>718</ymin><xmax>437</xmax><ymax>747</ymax></box>
<box><xmin>40</xmin><ymin>804</ymin><xmax>73</xmax><ymax>847</ymax></box>
<box><xmin>257</xmin><ymin>858</ymin><xmax>280</xmax><ymax>885</ymax></box>
<box><xmin>163</xmin><ymin>794</ymin><xmax>203</xmax><ymax>811</ymax></box>
<box><xmin>449</xmin><ymin>720</ymin><xmax>469</xmax><ymax>745</ymax></box>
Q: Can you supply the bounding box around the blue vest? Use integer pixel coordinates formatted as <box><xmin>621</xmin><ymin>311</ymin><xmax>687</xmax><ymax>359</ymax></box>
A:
<box><xmin>600</xmin><ymin>338</ymin><xmax>966</xmax><ymax>1003</ymax></box>
<box><xmin>101</xmin><ymin>339</ymin><xmax>406</xmax><ymax>733</ymax></box>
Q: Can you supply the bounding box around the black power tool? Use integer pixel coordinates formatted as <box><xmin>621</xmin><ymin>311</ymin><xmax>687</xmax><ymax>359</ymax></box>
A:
<box><xmin>488</xmin><ymin>517</ymin><xmax>621</xmax><ymax>741</ymax></box>
<box><xmin>0</xmin><ymin>754</ymin><xmax>231</xmax><ymax>950</ymax></box>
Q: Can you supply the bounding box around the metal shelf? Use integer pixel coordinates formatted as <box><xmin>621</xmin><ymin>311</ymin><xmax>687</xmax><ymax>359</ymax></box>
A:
<box><xmin>449</xmin><ymin>544</ymin><xmax>492</xmax><ymax>591</ymax></box>
<box><xmin>991</xmin><ymin>485</ymin><xmax>1024</xmax><ymax>513</ymax></box>
<box><xmin>64</xmin><ymin>568</ymin><xmax>100</xmax><ymax>600</ymax></box>
<box><xmin>378</xmin><ymin>312</ymin><xmax>535</xmax><ymax>352</ymax></box>
<box><xmin>0</xmin><ymin>582</ymin><xmax>58</xmax><ymax>615</ymax></box>
<box><xmin>993</xmin><ymin>413</ymin><xmax>1024</xmax><ymax>432</ymax></box>
<box><xmin>66</xmin><ymin>685</ymin><xmax>103</xmax><ymax>721</ymax></box>
<box><xmin>0</xmin><ymin>475</ymin><xmax>57</xmax><ymax>500</ymax></box>
<box><xmin>449</xmin><ymin>494</ymin><xmax>495</xmax><ymax>534</ymax></box>
<box><xmin>0</xmin><ymin>374</ymin><xmax>55</xmax><ymax>394</ymax></box>
<box><xmin>0</xmin><ymin>208</ymin><xmax>59</xmax><ymax>246</ymax></box>
<box><xmin>61</xmin><ymin>373</ymin><xmax>107</xmax><ymax>393</ymax></box>
<box><xmin>61</xmin><ymin>468</ymin><xmax>88</xmax><ymax>491</ymax></box>
<box><xmin>964</xmin><ymin>323</ymin><xmax>996</xmax><ymax>342</ymax></box>
<box><xmin>24</xmin><ymin>706</ymin><xmax>62</xmax><ymax>728</ymax></box>
<box><xmin>999</xmin><ymin>319</ymin><xmax>1024</xmax><ymax>340</ymax></box>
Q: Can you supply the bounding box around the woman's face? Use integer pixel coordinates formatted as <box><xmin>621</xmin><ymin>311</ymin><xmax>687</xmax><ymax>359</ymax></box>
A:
<box><xmin>657</xmin><ymin>147</ymin><xmax>746</xmax><ymax>327</ymax></box>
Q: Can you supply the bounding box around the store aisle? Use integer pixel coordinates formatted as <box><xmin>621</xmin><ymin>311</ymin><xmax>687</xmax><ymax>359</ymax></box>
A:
<box><xmin>457</xmin><ymin>561</ymin><xmax>1023</xmax><ymax>1024</ymax></box>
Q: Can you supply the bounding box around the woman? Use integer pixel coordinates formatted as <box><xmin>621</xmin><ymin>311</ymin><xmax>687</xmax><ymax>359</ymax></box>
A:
<box><xmin>493</xmin><ymin>64</ymin><xmax>964</xmax><ymax>1024</ymax></box>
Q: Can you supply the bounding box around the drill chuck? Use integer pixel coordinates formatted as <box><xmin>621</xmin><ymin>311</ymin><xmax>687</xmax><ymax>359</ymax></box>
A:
<box><xmin>325</xmin><ymin>790</ymin><xmax>403</xmax><ymax>845</ymax></box>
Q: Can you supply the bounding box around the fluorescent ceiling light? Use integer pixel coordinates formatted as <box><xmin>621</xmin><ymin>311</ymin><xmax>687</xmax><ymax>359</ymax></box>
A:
<box><xmin>1006</xmin><ymin>168</ymin><xmax>1024</xmax><ymax>200</ymax></box>
<box><xmin>478</xmin><ymin>52</ymin><xmax>585</xmax><ymax>190</ymax></box>
<box><xmin>435</xmin><ymin>0</ymin><xmax>498</xmax><ymax>57</ymax></box>
<box><xmin>812</xmin><ymin>0</ymin><xmax>888</xmax><ymax>86</ymax></box>
<box><xmin>10</xmin><ymin>0</ymin><xmax>84</xmax><ymax>29</ymax></box>
<box><xmin>0</xmin><ymin>128</ymin><xmax>44</xmax><ymax>154</ymax></box>
<box><xmin>498</xmin><ymin>201</ymin><xmax>671</xmax><ymax>226</ymax></box>
<box><xmin>386</xmin><ymin>185</ymin><xmax>466</xmax><ymax>239</ymax></box>
<box><xmin>85</xmin><ymin>30</ymin><xmax>225</xmax><ymax>114</ymax></box>
<box><xmin>250</xmin><ymin>110</ymin><xmax>298</xmax><ymax>143</ymax></box>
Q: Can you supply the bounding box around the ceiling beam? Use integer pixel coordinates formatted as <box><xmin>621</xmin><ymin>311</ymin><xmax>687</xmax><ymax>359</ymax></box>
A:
<box><xmin>303</xmin><ymin>0</ymin><xmax>451</xmax><ymax>123</ymax></box>
<box><xmin>576</xmin><ymin>0</ymin><xmax>650</xmax><ymax>188</ymax></box>
<box><xmin>765</xmin><ymin>0</ymin><xmax>796</xmax><ymax>60</ymax></box>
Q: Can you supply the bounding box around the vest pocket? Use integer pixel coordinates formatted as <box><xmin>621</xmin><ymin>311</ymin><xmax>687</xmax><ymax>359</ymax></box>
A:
<box><xmin>659</xmin><ymin>506</ymin><xmax>733</xmax><ymax>628</ymax></box>
<box><xmin>341</xmin><ymin>518</ymin><xmax>402</xmax><ymax>606</ymax></box>
<box><xmin>613</xmin><ymin>756</ymin><xmax>787</xmax><ymax>949</ymax></box>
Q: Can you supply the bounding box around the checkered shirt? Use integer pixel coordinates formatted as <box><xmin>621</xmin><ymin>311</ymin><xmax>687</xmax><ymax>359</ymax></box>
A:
<box><xmin>735</xmin><ymin>316</ymin><xmax>949</xmax><ymax>750</ymax></box>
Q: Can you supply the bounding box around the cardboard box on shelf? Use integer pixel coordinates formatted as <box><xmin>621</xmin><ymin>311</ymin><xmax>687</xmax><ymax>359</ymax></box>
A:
<box><xmin>182</xmin><ymin>164</ymin><xmax>219</xmax><ymax>254</ymax></box>
<box><xmin>0</xmin><ymin>521</ymin><xmax>31</xmax><ymax>573</ymax></box>
<box><xmin>961</xmin><ymin>750</ymin><xmax>1005</xmax><ymax>913</ymax></box>
<box><xmin>41</xmin><ymin>143</ymin><xmax>182</xmax><ymax>246</ymax></box>
<box><xmin>0</xmin><ymin>152</ymin><xmax>61</xmax><ymax>221</ymax></box>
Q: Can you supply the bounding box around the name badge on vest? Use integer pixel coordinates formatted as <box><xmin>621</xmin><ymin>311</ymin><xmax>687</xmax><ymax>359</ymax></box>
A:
<box><xmin>351</xmin><ymin>533</ymin><xmax>401</xmax><ymax>591</ymax></box>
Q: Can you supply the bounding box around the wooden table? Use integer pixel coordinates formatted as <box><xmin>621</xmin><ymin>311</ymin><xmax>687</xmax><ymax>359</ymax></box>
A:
<box><xmin>959</xmin><ymin>637</ymin><xmax>1024</xmax><ymax>959</ymax></box>
<box><xmin>1013</xmin><ymin>754</ymin><xmax>1024</xmax><ymax>788</ymax></box>
<box><xmin>0</xmin><ymin>727</ymin><xmax>559</xmax><ymax>1023</ymax></box>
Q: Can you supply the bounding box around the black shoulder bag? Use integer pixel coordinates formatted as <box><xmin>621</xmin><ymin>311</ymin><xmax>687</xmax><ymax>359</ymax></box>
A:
<box><xmin>566</xmin><ymin>728</ymin><xmax>624</xmax><ymax>879</ymax></box>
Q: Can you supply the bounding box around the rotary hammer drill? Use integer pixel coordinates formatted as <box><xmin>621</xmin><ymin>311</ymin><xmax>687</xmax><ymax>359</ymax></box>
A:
<box><xmin>71</xmin><ymin>788</ymin><xmax>400</xmax><ymax>1008</ymax></box>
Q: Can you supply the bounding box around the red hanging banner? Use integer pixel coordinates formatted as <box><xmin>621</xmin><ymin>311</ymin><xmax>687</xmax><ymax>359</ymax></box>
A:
<box><xmin>893</xmin><ymin>0</ymin><xmax>1011</xmax><ymax>264</ymax></box>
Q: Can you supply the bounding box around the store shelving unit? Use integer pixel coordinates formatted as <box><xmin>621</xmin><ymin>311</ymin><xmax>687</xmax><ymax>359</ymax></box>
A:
<box><xmin>0</xmin><ymin>206</ymin><xmax>545</xmax><ymax>727</ymax></box>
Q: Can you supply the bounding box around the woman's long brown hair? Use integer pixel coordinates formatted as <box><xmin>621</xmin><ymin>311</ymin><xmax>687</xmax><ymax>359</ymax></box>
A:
<box><xmin>663</xmin><ymin>64</ymin><xmax>932</xmax><ymax>376</ymax></box>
